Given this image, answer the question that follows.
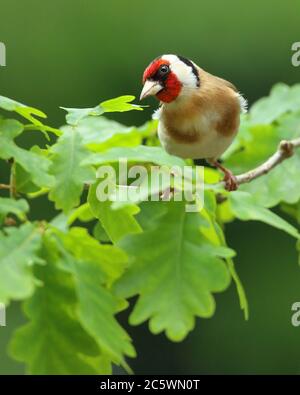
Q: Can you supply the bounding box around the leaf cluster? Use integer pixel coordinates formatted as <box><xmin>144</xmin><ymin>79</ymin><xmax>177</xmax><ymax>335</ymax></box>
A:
<box><xmin>0</xmin><ymin>87</ymin><xmax>300</xmax><ymax>373</ymax></box>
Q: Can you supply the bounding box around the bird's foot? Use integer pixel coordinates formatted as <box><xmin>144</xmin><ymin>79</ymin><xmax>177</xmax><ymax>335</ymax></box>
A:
<box><xmin>223</xmin><ymin>169</ymin><xmax>238</xmax><ymax>191</ymax></box>
<box><xmin>210</xmin><ymin>160</ymin><xmax>238</xmax><ymax>191</ymax></box>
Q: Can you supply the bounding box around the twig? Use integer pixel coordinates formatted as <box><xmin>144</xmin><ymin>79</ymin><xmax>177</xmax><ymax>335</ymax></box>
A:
<box><xmin>68</xmin><ymin>137</ymin><xmax>300</xmax><ymax>196</ymax></box>
<box><xmin>0</xmin><ymin>183</ymin><xmax>10</xmax><ymax>190</ymax></box>
<box><xmin>219</xmin><ymin>137</ymin><xmax>300</xmax><ymax>188</ymax></box>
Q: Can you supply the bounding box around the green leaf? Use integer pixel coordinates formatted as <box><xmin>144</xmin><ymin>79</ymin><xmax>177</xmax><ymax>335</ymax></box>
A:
<box><xmin>61</xmin><ymin>117</ymin><xmax>156</xmax><ymax>152</ymax></box>
<box><xmin>224</xmin><ymin>111</ymin><xmax>300</xmax><ymax>207</ymax></box>
<box><xmin>249</xmin><ymin>83</ymin><xmax>300</xmax><ymax>125</ymax></box>
<box><xmin>49</xmin><ymin>128</ymin><xmax>95</xmax><ymax>213</ymax></box>
<box><xmin>0</xmin><ymin>223</ymin><xmax>42</xmax><ymax>304</ymax></box>
<box><xmin>0</xmin><ymin>119</ymin><xmax>54</xmax><ymax>188</ymax></box>
<box><xmin>60</xmin><ymin>227</ymin><xmax>128</xmax><ymax>284</ymax></box>
<box><xmin>57</xmin><ymin>228</ymin><xmax>136</xmax><ymax>368</ymax></box>
<box><xmin>0</xmin><ymin>95</ymin><xmax>47</xmax><ymax>123</ymax></box>
<box><xmin>226</xmin><ymin>258</ymin><xmax>249</xmax><ymax>320</ymax></box>
<box><xmin>15</xmin><ymin>164</ymin><xmax>40</xmax><ymax>194</ymax></box>
<box><xmin>61</xmin><ymin>95</ymin><xmax>144</xmax><ymax>125</ymax></box>
<box><xmin>88</xmin><ymin>181</ymin><xmax>142</xmax><ymax>243</ymax></box>
<box><xmin>60</xmin><ymin>106</ymin><xmax>103</xmax><ymax>126</ymax></box>
<box><xmin>236</xmin><ymin>156</ymin><xmax>300</xmax><ymax>208</ymax></box>
<box><xmin>83</xmin><ymin>145</ymin><xmax>186</xmax><ymax>168</ymax></box>
<box><xmin>67</xmin><ymin>203</ymin><xmax>94</xmax><ymax>225</ymax></box>
<box><xmin>115</xmin><ymin>201</ymin><xmax>233</xmax><ymax>341</ymax></box>
<box><xmin>201</xmin><ymin>190</ymin><xmax>249</xmax><ymax>320</ymax></box>
<box><xmin>229</xmin><ymin>191</ymin><xmax>300</xmax><ymax>239</ymax></box>
<box><xmin>280</xmin><ymin>201</ymin><xmax>300</xmax><ymax>224</ymax></box>
<box><xmin>223</xmin><ymin>123</ymin><xmax>277</xmax><ymax>174</ymax></box>
<box><xmin>9</xmin><ymin>234</ymin><xmax>105</xmax><ymax>374</ymax></box>
<box><xmin>0</xmin><ymin>95</ymin><xmax>58</xmax><ymax>138</ymax></box>
<box><xmin>49</xmin><ymin>212</ymin><xmax>70</xmax><ymax>232</ymax></box>
<box><xmin>93</xmin><ymin>221</ymin><xmax>110</xmax><ymax>243</ymax></box>
<box><xmin>0</xmin><ymin>197</ymin><xmax>29</xmax><ymax>221</ymax></box>
<box><xmin>100</xmin><ymin>95</ymin><xmax>144</xmax><ymax>113</ymax></box>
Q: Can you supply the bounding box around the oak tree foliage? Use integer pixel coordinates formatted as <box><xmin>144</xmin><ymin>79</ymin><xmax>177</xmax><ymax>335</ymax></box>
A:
<box><xmin>0</xmin><ymin>87</ymin><xmax>300</xmax><ymax>373</ymax></box>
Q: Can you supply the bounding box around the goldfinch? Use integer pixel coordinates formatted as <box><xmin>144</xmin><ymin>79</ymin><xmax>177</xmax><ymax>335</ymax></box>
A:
<box><xmin>140</xmin><ymin>54</ymin><xmax>247</xmax><ymax>190</ymax></box>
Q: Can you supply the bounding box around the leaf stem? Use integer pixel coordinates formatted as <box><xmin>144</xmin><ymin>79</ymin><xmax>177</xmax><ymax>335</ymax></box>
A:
<box><xmin>9</xmin><ymin>160</ymin><xmax>17</xmax><ymax>199</ymax></box>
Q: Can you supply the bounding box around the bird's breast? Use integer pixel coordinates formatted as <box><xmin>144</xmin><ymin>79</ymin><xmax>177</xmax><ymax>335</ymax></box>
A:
<box><xmin>161</xmin><ymin>107</ymin><xmax>218</xmax><ymax>143</ymax></box>
<box><xmin>158</xmin><ymin>97</ymin><xmax>240</xmax><ymax>160</ymax></box>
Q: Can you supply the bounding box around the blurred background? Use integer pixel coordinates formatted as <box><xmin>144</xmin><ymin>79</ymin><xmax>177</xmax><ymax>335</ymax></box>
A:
<box><xmin>0</xmin><ymin>0</ymin><xmax>300</xmax><ymax>374</ymax></box>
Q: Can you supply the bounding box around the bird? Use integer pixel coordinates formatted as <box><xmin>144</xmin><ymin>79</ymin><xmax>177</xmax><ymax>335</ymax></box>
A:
<box><xmin>139</xmin><ymin>54</ymin><xmax>247</xmax><ymax>191</ymax></box>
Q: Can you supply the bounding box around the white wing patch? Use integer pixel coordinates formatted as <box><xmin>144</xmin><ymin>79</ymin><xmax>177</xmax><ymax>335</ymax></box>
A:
<box><xmin>237</xmin><ymin>93</ymin><xmax>248</xmax><ymax>113</ymax></box>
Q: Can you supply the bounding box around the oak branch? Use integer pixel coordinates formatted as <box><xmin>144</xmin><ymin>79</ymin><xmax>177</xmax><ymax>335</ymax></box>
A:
<box><xmin>220</xmin><ymin>137</ymin><xmax>300</xmax><ymax>188</ymax></box>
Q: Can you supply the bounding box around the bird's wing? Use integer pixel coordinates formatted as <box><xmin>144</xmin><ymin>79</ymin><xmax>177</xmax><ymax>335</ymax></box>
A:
<box><xmin>215</xmin><ymin>76</ymin><xmax>248</xmax><ymax>113</ymax></box>
<box><xmin>213</xmin><ymin>74</ymin><xmax>247</xmax><ymax>113</ymax></box>
<box><xmin>215</xmin><ymin>76</ymin><xmax>238</xmax><ymax>93</ymax></box>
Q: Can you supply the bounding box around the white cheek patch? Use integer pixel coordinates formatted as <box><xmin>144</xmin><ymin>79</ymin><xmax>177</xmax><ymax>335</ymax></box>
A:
<box><xmin>162</xmin><ymin>54</ymin><xmax>198</xmax><ymax>88</ymax></box>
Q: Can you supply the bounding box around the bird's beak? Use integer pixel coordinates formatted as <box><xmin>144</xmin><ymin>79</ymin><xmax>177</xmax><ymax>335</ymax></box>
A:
<box><xmin>140</xmin><ymin>80</ymin><xmax>163</xmax><ymax>100</ymax></box>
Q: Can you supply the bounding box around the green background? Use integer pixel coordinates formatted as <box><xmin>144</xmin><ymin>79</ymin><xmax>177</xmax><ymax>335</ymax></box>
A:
<box><xmin>0</xmin><ymin>0</ymin><xmax>300</xmax><ymax>374</ymax></box>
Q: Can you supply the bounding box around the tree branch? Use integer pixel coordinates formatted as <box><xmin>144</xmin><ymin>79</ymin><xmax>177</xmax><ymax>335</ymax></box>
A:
<box><xmin>0</xmin><ymin>183</ymin><xmax>10</xmax><ymax>190</ymax></box>
<box><xmin>220</xmin><ymin>137</ymin><xmax>300</xmax><ymax>187</ymax></box>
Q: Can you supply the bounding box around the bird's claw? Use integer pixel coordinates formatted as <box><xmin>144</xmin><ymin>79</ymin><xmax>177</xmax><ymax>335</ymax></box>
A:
<box><xmin>223</xmin><ymin>170</ymin><xmax>238</xmax><ymax>191</ymax></box>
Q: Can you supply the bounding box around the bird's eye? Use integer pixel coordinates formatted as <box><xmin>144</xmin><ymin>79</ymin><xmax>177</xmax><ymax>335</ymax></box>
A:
<box><xmin>160</xmin><ymin>65</ymin><xmax>169</xmax><ymax>74</ymax></box>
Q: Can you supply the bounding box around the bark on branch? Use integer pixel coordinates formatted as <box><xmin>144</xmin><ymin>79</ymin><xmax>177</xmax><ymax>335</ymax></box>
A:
<box><xmin>221</xmin><ymin>137</ymin><xmax>300</xmax><ymax>187</ymax></box>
